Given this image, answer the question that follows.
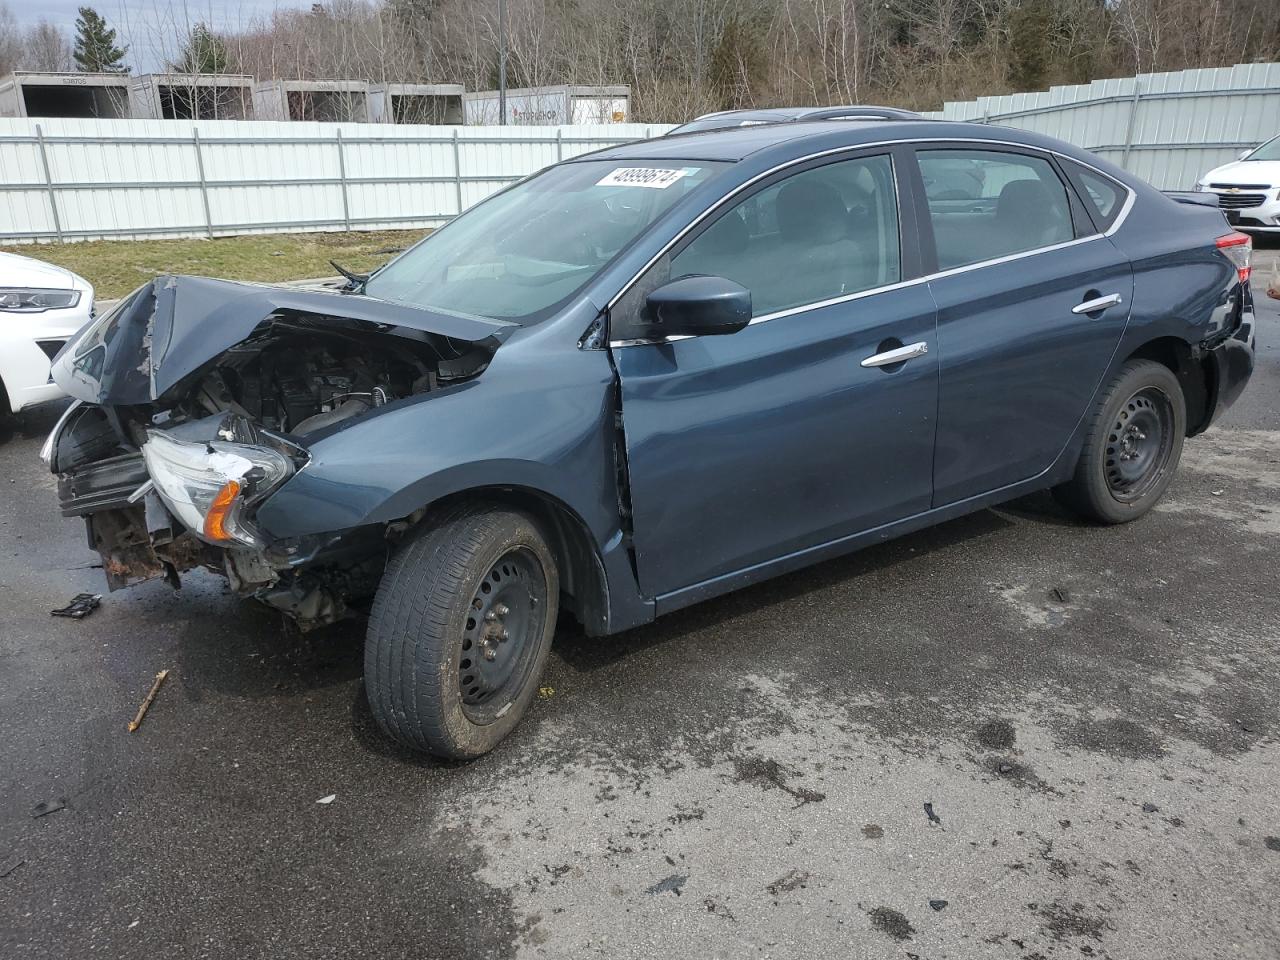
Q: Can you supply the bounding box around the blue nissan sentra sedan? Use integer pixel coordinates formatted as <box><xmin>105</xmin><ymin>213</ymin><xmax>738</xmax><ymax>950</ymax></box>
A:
<box><xmin>46</xmin><ymin>118</ymin><xmax>1255</xmax><ymax>757</ymax></box>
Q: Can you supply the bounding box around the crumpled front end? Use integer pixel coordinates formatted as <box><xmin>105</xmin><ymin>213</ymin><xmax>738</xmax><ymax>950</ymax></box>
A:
<box><xmin>46</xmin><ymin>275</ymin><xmax>506</xmax><ymax>628</ymax></box>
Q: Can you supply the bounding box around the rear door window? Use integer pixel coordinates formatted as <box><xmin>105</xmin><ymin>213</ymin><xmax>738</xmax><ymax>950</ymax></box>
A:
<box><xmin>917</xmin><ymin>149</ymin><xmax>1076</xmax><ymax>269</ymax></box>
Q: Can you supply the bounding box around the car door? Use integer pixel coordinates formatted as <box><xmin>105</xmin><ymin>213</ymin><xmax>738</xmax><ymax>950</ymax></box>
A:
<box><xmin>609</xmin><ymin>149</ymin><xmax>939</xmax><ymax>602</ymax></box>
<box><xmin>916</xmin><ymin>146</ymin><xmax>1134</xmax><ymax>506</ymax></box>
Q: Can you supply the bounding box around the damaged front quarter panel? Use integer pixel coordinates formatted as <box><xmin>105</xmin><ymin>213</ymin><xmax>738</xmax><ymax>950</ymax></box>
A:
<box><xmin>49</xmin><ymin>274</ymin><xmax>519</xmax><ymax>628</ymax></box>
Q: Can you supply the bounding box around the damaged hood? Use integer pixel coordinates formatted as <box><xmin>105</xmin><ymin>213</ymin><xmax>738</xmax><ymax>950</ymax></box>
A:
<box><xmin>52</xmin><ymin>275</ymin><xmax>514</xmax><ymax>405</ymax></box>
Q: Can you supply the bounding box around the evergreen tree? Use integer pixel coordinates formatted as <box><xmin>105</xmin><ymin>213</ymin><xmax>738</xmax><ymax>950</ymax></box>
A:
<box><xmin>170</xmin><ymin>23</ymin><xmax>230</xmax><ymax>74</ymax></box>
<box><xmin>72</xmin><ymin>6</ymin><xmax>127</xmax><ymax>73</ymax></box>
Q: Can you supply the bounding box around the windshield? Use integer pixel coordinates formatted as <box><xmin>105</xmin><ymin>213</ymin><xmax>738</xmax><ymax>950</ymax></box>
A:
<box><xmin>364</xmin><ymin>159</ymin><xmax>728</xmax><ymax>323</ymax></box>
<box><xmin>1246</xmin><ymin>135</ymin><xmax>1280</xmax><ymax>161</ymax></box>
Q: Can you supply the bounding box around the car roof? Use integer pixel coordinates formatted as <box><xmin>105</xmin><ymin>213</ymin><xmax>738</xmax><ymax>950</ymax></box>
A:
<box><xmin>666</xmin><ymin>105</ymin><xmax>922</xmax><ymax>135</ymax></box>
<box><xmin>578</xmin><ymin>118</ymin><xmax>1097</xmax><ymax>167</ymax></box>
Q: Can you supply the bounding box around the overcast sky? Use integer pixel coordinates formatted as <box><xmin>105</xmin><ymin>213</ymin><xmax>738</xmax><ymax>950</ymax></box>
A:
<box><xmin>9</xmin><ymin>1</ymin><xmax>314</xmax><ymax>73</ymax></box>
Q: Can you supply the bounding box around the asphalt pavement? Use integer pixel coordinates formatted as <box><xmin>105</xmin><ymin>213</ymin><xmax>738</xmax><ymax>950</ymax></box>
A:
<box><xmin>2</xmin><ymin>259</ymin><xmax>1278</xmax><ymax>960</ymax></box>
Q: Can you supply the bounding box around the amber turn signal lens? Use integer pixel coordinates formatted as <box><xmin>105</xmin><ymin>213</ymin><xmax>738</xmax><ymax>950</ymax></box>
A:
<box><xmin>202</xmin><ymin>479</ymin><xmax>242</xmax><ymax>542</ymax></box>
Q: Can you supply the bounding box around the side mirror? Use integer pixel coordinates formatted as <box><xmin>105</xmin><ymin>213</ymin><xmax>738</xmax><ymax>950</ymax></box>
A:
<box><xmin>641</xmin><ymin>275</ymin><xmax>751</xmax><ymax>339</ymax></box>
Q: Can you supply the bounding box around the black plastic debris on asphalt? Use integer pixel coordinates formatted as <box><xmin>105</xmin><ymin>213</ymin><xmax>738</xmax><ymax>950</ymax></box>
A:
<box><xmin>924</xmin><ymin>802</ymin><xmax>942</xmax><ymax>824</ymax></box>
<box><xmin>32</xmin><ymin>798</ymin><xmax>66</xmax><ymax>818</ymax></box>
<box><xmin>0</xmin><ymin>857</ymin><xmax>25</xmax><ymax>878</ymax></box>
<box><xmin>51</xmin><ymin>593</ymin><xmax>102</xmax><ymax>619</ymax></box>
<box><xmin>929</xmin><ymin>899</ymin><xmax>949</xmax><ymax>911</ymax></box>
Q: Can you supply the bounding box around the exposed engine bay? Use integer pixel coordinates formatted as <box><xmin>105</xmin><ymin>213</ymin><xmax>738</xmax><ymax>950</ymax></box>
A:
<box><xmin>48</xmin><ymin>276</ymin><xmax>506</xmax><ymax>629</ymax></box>
<box><xmin>185</xmin><ymin>325</ymin><xmax>476</xmax><ymax>437</ymax></box>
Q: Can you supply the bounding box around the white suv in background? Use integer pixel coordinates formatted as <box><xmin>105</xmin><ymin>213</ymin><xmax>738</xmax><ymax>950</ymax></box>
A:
<box><xmin>0</xmin><ymin>251</ymin><xmax>93</xmax><ymax>418</ymax></box>
<box><xmin>1196</xmin><ymin>134</ymin><xmax>1280</xmax><ymax>236</ymax></box>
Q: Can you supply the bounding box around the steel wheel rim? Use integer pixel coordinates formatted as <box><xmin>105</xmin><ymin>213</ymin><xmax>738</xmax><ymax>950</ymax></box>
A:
<box><xmin>458</xmin><ymin>546</ymin><xmax>546</xmax><ymax>724</ymax></box>
<box><xmin>1105</xmin><ymin>386</ymin><xmax>1175</xmax><ymax>503</ymax></box>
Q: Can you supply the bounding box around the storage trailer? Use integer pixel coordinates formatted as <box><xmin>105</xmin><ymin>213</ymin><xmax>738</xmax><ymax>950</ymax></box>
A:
<box><xmin>130</xmin><ymin>73</ymin><xmax>254</xmax><ymax>120</ymax></box>
<box><xmin>463</xmin><ymin>85</ymin><xmax>630</xmax><ymax>125</ymax></box>
<box><xmin>0</xmin><ymin>71</ymin><xmax>132</xmax><ymax>119</ymax></box>
<box><xmin>252</xmin><ymin>79</ymin><xmax>370</xmax><ymax>122</ymax></box>
<box><xmin>368</xmin><ymin>83</ymin><xmax>465</xmax><ymax>124</ymax></box>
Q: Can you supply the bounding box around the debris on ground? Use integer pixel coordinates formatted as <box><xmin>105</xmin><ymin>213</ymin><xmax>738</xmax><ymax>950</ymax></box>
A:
<box><xmin>765</xmin><ymin>869</ymin><xmax>810</xmax><ymax>897</ymax></box>
<box><xmin>703</xmin><ymin>897</ymin><xmax>736</xmax><ymax>921</ymax></box>
<box><xmin>929</xmin><ymin>899</ymin><xmax>949</xmax><ymax>911</ymax></box>
<box><xmin>924</xmin><ymin>802</ymin><xmax>942</xmax><ymax>825</ymax></box>
<box><xmin>127</xmin><ymin>669</ymin><xmax>170</xmax><ymax>732</ymax></box>
<box><xmin>869</xmin><ymin>906</ymin><xmax>915</xmax><ymax>941</ymax></box>
<box><xmin>731</xmin><ymin>755</ymin><xmax>826</xmax><ymax>806</ymax></box>
<box><xmin>862</xmin><ymin>823</ymin><xmax>884</xmax><ymax>839</ymax></box>
<box><xmin>1141</xmin><ymin>802</ymin><xmax>1159</xmax><ymax>814</ymax></box>
<box><xmin>0</xmin><ymin>857</ymin><xmax>25</xmax><ymax>878</ymax></box>
<box><xmin>316</xmin><ymin>794</ymin><xmax>337</xmax><ymax>805</ymax></box>
<box><xmin>31</xmin><ymin>798</ymin><xmax>66</xmax><ymax>818</ymax></box>
<box><xmin>646</xmin><ymin>874</ymin><xmax>687</xmax><ymax>896</ymax></box>
<box><xmin>538</xmin><ymin>686</ymin><xmax>555</xmax><ymax>699</ymax></box>
<box><xmin>1263</xmin><ymin>837</ymin><xmax>1280</xmax><ymax>852</ymax></box>
<box><xmin>50</xmin><ymin>593</ymin><xmax>101</xmax><ymax>619</ymax></box>
<box><xmin>1048</xmin><ymin>586</ymin><xmax>1071</xmax><ymax>604</ymax></box>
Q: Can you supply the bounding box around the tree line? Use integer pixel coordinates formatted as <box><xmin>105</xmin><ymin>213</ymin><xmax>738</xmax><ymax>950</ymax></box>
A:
<box><xmin>1</xmin><ymin>0</ymin><xmax>1277</xmax><ymax>121</ymax></box>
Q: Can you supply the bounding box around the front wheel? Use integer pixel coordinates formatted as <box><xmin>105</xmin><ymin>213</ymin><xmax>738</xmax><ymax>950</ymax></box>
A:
<box><xmin>1053</xmin><ymin>359</ymin><xmax>1186</xmax><ymax>524</ymax></box>
<box><xmin>365</xmin><ymin>505</ymin><xmax>559</xmax><ymax>759</ymax></box>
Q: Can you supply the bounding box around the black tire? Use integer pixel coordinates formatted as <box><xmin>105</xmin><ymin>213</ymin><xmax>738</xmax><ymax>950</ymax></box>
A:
<box><xmin>365</xmin><ymin>504</ymin><xmax>559</xmax><ymax>759</ymax></box>
<box><xmin>1053</xmin><ymin>360</ymin><xmax>1186</xmax><ymax>524</ymax></box>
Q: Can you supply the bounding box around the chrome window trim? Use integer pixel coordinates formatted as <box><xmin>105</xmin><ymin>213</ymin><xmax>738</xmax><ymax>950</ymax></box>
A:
<box><xmin>606</xmin><ymin>136</ymin><xmax>1137</xmax><ymax>348</ymax></box>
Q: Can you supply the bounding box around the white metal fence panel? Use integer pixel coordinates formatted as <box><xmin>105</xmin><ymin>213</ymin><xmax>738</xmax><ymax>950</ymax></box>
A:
<box><xmin>923</xmin><ymin>63</ymin><xmax>1280</xmax><ymax>189</ymax></box>
<box><xmin>0</xmin><ymin>118</ymin><xmax>673</xmax><ymax>243</ymax></box>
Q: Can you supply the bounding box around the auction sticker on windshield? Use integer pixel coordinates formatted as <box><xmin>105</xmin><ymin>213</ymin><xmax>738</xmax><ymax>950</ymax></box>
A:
<box><xmin>596</xmin><ymin>167</ymin><xmax>698</xmax><ymax>189</ymax></box>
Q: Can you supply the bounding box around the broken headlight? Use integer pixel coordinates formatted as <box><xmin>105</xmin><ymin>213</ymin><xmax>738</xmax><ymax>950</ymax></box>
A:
<box><xmin>141</xmin><ymin>430</ymin><xmax>294</xmax><ymax>548</ymax></box>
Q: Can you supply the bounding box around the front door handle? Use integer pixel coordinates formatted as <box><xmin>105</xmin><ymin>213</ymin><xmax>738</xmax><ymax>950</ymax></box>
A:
<box><xmin>1072</xmin><ymin>293</ymin><xmax>1123</xmax><ymax>315</ymax></box>
<box><xmin>861</xmin><ymin>341</ymin><xmax>929</xmax><ymax>368</ymax></box>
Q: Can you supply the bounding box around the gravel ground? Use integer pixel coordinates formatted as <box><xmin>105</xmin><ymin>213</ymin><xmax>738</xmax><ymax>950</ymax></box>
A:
<box><xmin>1</xmin><ymin>257</ymin><xmax>1278</xmax><ymax>960</ymax></box>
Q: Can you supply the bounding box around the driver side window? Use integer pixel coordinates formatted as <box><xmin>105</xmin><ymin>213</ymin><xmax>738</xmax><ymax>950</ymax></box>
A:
<box><xmin>658</xmin><ymin>154</ymin><xmax>901</xmax><ymax>321</ymax></box>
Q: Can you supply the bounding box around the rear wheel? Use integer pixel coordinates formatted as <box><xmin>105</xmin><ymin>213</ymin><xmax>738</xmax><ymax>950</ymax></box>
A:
<box><xmin>365</xmin><ymin>505</ymin><xmax>559</xmax><ymax>759</ymax></box>
<box><xmin>1053</xmin><ymin>360</ymin><xmax>1186</xmax><ymax>524</ymax></box>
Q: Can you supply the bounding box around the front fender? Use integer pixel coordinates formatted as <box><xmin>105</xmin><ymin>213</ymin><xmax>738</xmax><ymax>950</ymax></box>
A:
<box><xmin>254</xmin><ymin>314</ymin><xmax>622</xmax><ymax>551</ymax></box>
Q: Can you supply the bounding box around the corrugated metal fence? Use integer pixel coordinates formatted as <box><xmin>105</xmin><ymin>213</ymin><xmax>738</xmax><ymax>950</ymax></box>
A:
<box><xmin>0</xmin><ymin>119</ymin><xmax>673</xmax><ymax>243</ymax></box>
<box><xmin>922</xmin><ymin>63</ymin><xmax>1280</xmax><ymax>189</ymax></box>
<box><xmin>5</xmin><ymin>63</ymin><xmax>1278</xmax><ymax>243</ymax></box>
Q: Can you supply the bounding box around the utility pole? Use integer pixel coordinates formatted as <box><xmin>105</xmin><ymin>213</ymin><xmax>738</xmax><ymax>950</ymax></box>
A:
<box><xmin>498</xmin><ymin>0</ymin><xmax>507</xmax><ymax>125</ymax></box>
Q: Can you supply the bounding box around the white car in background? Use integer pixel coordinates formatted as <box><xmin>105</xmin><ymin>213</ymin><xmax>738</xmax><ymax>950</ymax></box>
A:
<box><xmin>1196</xmin><ymin>134</ymin><xmax>1280</xmax><ymax>236</ymax></box>
<box><xmin>0</xmin><ymin>251</ymin><xmax>93</xmax><ymax>417</ymax></box>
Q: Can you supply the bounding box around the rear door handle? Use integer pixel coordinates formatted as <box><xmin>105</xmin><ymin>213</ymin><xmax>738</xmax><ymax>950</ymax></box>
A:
<box><xmin>1072</xmin><ymin>293</ymin><xmax>1123</xmax><ymax>315</ymax></box>
<box><xmin>861</xmin><ymin>341</ymin><xmax>928</xmax><ymax>368</ymax></box>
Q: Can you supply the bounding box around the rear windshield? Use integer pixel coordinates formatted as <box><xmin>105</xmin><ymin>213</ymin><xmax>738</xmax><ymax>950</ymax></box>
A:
<box><xmin>365</xmin><ymin>160</ymin><xmax>727</xmax><ymax>323</ymax></box>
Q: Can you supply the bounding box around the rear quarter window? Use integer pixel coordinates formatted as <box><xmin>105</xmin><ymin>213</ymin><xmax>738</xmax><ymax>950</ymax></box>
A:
<box><xmin>1064</xmin><ymin>162</ymin><xmax>1127</xmax><ymax>232</ymax></box>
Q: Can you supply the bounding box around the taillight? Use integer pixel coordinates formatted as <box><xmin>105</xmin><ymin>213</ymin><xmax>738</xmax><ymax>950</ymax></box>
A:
<box><xmin>1216</xmin><ymin>231</ymin><xmax>1252</xmax><ymax>284</ymax></box>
